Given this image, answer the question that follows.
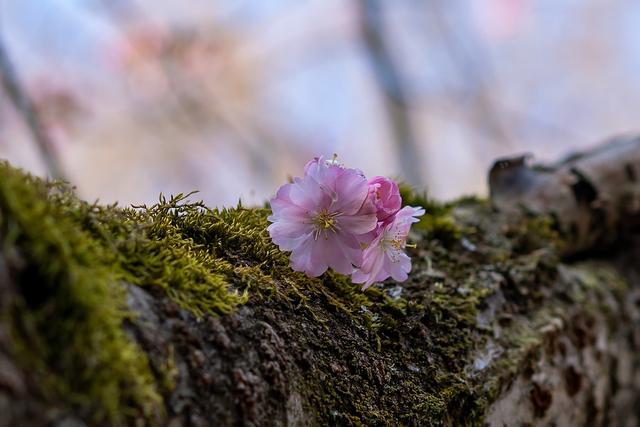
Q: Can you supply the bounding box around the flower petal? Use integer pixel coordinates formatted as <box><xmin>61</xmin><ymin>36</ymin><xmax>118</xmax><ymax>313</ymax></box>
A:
<box><xmin>268</xmin><ymin>222</ymin><xmax>313</xmax><ymax>251</ymax></box>
<box><xmin>337</xmin><ymin>211</ymin><xmax>378</xmax><ymax>236</ymax></box>
<box><xmin>331</xmin><ymin>168</ymin><xmax>369</xmax><ymax>214</ymax></box>
<box><xmin>385</xmin><ymin>251</ymin><xmax>411</xmax><ymax>282</ymax></box>
<box><xmin>268</xmin><ymin>184</ymin><xmax>309</xmax><ymax>221</ymax></box>
<box><xmin>289</xmin><ymin>235</ymin><xmax>329</xmax><ymax>277</ymax></box>
<box><xmin>288</xmin><ymin>176</ymin><xmax>330</xmax><ymax>212</ymax></box>
<box><xmin>329</xmin><ymin>233</ymin><xmax>362</xmax><ymax>274</ymax></box>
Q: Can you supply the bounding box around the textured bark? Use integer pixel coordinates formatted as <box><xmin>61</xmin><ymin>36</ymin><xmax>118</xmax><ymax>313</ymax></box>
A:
<box><xmin>483</xmin><ymin>135</ymin><xmax>640</xmax><ymax>425</ymax></box>
<box><xmin>1</xmin><ymin>137</ymin><xmax>640</xmax><ymax>426</ymax></box>
<box><xmin>489</xmin><ymin>135</ymin><xmax>640</xmax><ymax>255</ymax></box>
<box><xmin>482</xmin><ymin>252</ymin><xmax>640</xmax><ymax>426</ymax></box>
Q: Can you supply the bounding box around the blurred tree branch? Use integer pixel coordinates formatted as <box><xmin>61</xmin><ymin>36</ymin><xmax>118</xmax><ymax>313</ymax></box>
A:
<box><xmin>0</xmin><ymin>38</ymin><xmax>65</xmax><ymax>179</ymax></box>
<box><xmin>358</xmin><ymin>0</ymin><xmax>423</xmax><ymax>186</ymax></box>
<box><xmin>425</xmin><ymin>0</ymin><xmax>512</xmax><ymax>148</ymax></box>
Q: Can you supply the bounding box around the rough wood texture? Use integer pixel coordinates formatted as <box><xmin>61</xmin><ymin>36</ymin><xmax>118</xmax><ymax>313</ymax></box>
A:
<box><xmin>1</xmin><ymin>137</ymin><xmax>639</xmax><ymax>426</ymax></box>
<box><xmin>489</xmin><ymin>135</ymin><xmax>640</xmax><ymax>255</ymax></box>
<box><xmin>483</xmin><ymin>252</ymin><xmax>640</xmax><ymax>426</ymax></box>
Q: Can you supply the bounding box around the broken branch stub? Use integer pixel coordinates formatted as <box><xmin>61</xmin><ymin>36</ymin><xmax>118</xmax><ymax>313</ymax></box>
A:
<box><xmin>489</xmin><ymin>135</ymin><xmax>640</xmax><ymax>255</ymax></box>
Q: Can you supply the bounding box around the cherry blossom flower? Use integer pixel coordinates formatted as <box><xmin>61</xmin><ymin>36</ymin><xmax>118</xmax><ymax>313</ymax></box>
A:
<box><xmin>269</xmin><ymin>156</ymin><xmax>424</xmax><ymax>288</ymax></box>
<box><xmin>368</xmin><ymin>176</ymin><xmax>402</xmax><ymax>223</ymax></box>
<box><xmin>351</xmin><ymin>206</ymin><xmax>425</xmax><ymax>290</ymax></box>
<box><xmin>268</xmin><ymin>157</ymin><xmax>378</xmax><ymax>277</ymax></box>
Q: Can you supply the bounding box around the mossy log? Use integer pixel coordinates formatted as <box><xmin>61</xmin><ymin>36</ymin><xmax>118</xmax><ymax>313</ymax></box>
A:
<box><xmin>1</xmin><ymin>137</ymin><xmax>640</xmax><ymax>426</ymax></box>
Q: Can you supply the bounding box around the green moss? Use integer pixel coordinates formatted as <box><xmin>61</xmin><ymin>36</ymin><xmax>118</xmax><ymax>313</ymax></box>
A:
<box><xmin>0</xmin><ymin>165</ymin><xmax>278</xmax><ymax>423</ymax></box>
<box><xmin>53</xmin><ymin>192</ymin><xmax>249</xmax><ymax>317</ymax></box>
<box><xmin>502</xmin><ymin>214</ymin><xmax>565</xmax><ymax>255</ymax></box>
<box><xmin>0</xmin><ymin>162</ymin><xmax>160</xmax><ymax>425</ymax></box>
<box><xmin>398</xmin><ymin>183</ymin><xmax>462</xmax><ymax>245</ymax></box>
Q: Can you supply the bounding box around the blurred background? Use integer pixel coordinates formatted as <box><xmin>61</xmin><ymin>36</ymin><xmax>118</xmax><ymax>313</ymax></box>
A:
<box><xmin>1</xmin><ymin>0</ymin><xmax>639</xmax><ymax>207</ymax></box>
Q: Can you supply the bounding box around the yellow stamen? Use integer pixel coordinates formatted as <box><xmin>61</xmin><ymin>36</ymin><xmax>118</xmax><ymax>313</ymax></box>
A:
<box><xmin>389</xmin><ymin>239</ymin><xmax>403</xmax><ymax>249</ymax></box>
<box><xmin>312</xmin><ymin>209</ymin><xmax>341</xmax><ymax>240</ymax></box>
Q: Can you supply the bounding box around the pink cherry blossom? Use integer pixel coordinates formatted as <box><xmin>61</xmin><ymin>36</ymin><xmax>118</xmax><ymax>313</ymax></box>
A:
<box><xmin>351</xmin><ymin>206</ymin><xmax>425</xmax><ymax>290</ymax></box>
<box><xmin>368</xmin><ymin>176</ymin><xmax>402</xmax><ymax>223</ymax></box>
<box><xmin>268</xmin><ymin>157</ymin><xmax>378</xmax><ymax>277</ymax></box>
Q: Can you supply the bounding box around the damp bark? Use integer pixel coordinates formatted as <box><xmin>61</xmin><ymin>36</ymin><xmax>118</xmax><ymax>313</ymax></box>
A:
<box><xmin>0</xmin><ymin>136</ymin><xmax>639</xmax><ymax>426</ymax></box>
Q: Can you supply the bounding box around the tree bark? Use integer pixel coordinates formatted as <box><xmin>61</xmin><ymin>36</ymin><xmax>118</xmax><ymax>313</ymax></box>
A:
<box><xmin>489</xmin><ymin>135</ymin><xmax>640</xmax><ymax>255</ymax></box>
<box><xmin>1</xmin><ymin>137</ymin><xmax>640</xmax><ymax>426</ymax></box>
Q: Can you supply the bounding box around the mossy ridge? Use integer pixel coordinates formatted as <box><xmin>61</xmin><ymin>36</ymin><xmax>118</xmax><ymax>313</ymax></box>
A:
<box><xmin>120</xmin><ymin>193</ymin><xmax>427</xmax><ymax>332</ymax></box>
<box><xmin>50</xmin><ymin>191</ymin><xmax>247</xmax><ymax>317</ymax></box>
<box><xmin>97</xmin><ymin>176</ymin><xmax>631</xmax><ymax>425</ymax></box>
<box><xmin>53</xmin><ymin>185</ymin><xmax>419</xmax><ymax>328</ymax></box>
<box><xmin>399</xmin><ymin>183</ymin><xmax>463</xmax><ymax>246</ymax></box>
<box><xmin>0</xmin><ymin>162</ymin><xmax>160</xmax><ymax>425</ymax></box>
<box><xmin>298</xmin><ymin>262</ymin><xmax>490</xmax><ymax>423</ymax></box>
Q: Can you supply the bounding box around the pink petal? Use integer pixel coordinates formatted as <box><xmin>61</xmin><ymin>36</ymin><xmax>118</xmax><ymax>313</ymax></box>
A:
<box><xmin>350</xmin><ymin>269</ymin><xmax>368</xmax><ymax>284</ymax></box>
<box><xmin>290</xmin><ymin>236</ymin><xmax>329</xmax><ymax>277</ymax></box>
<box><xmin>352</xmin><ymin>245</ymin><xmax>386</xmax><ymax>289</ymax></box>
<box><xmin>337</xmin><ymin>211</ymin><xmax>378</xmax><ymax>236</ymax></box>
<box><xmin>315</xmin><ymin>234</ymin><xmax>353</xmax><ymax>275</ymax></box>
<box><xmin>305</xmin><ymin>157</ymin><xmax>341</xmax><ymax>191</ymax></box>
<box><xmin>268</xmin><ymin>184</ymin><xmax>305</xmax><ymax>219</ymax></box>
<box><xmin>330</xmin><ymin>233</ymin><xmax>363</xmax><ymax>274</ymax></box>
<box><xmin>385</xmin><ymin>251</ymin><xmax>411</xmax><ymax>282</ymax></box>
<box><xmin>331</xmin><ymin>168</ymin><xmax>369</xmax><ymax>214</ymax></box>
<box><xmin>269</xmin><ymin>200</ymin><xmax>307</xmax><ymax>223</ymax></box>
<box><xmin>288</xmin><ymin>176</ymin><xmax>330</xmax><ymax>212</ymax></box>
<box><xmin>268</xmin><ymin>223</ymin><xmax>313</xmax><ymax>251</ymax></box>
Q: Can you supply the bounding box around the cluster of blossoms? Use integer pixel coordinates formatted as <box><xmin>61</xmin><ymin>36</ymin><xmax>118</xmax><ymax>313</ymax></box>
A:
<box><xmin>267</xmin><ymin>156</ymin><xmax>424</xmax><ymax>290</ymax></box>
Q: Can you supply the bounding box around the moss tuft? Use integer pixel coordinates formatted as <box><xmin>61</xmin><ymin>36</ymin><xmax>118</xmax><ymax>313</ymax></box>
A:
<box><xmin>0</xmin><ymin>162</ymin><xmax>160</xmax><ymax>425</ymax></box>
